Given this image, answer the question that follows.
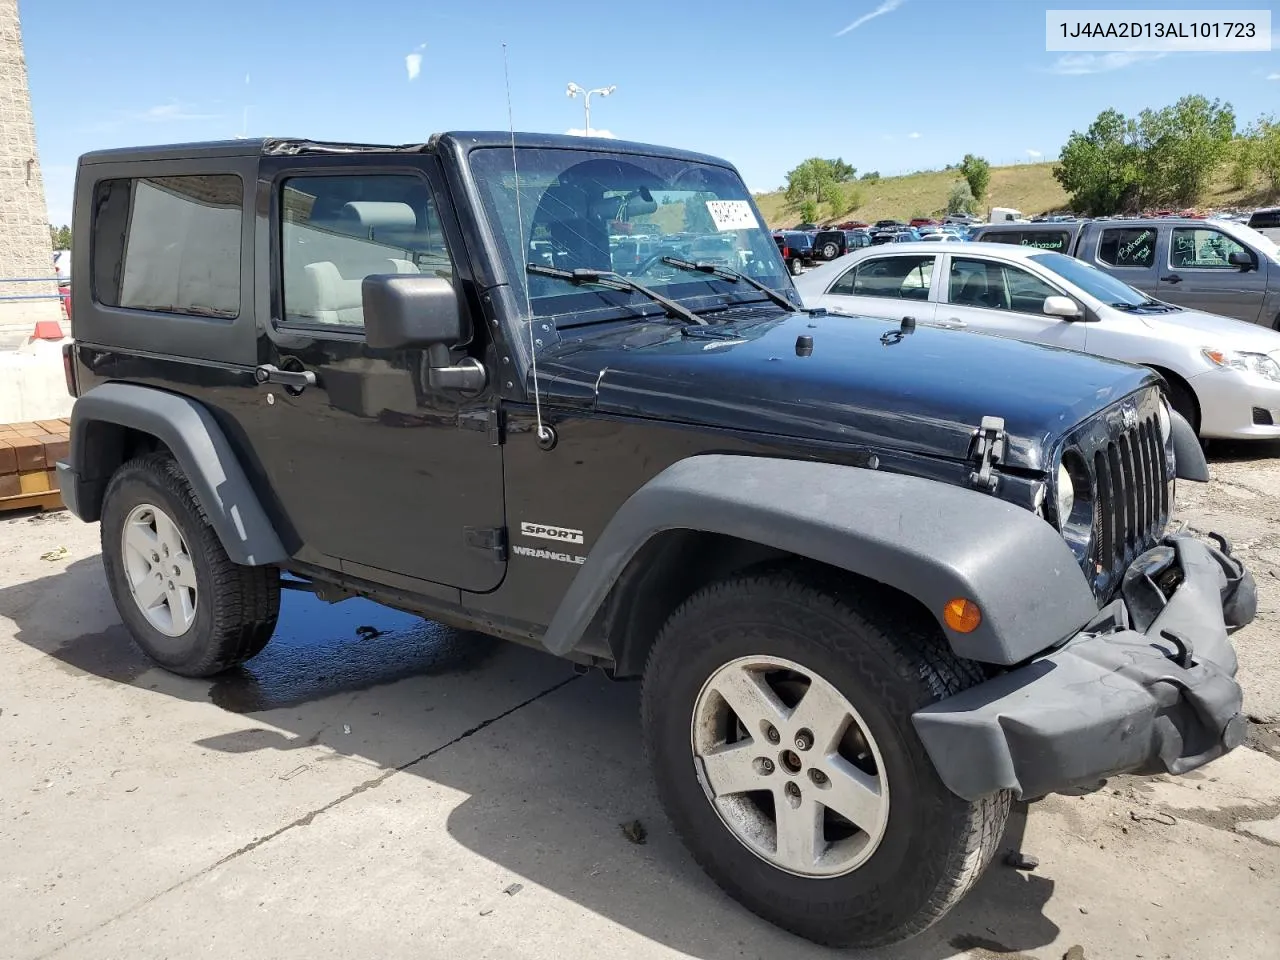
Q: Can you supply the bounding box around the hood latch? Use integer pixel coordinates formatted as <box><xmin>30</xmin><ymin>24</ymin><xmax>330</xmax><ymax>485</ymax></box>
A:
<box><xmin>969</xmin><ymin>416</ymin><xmax>1006</xmax><ymax>492</ymax></box>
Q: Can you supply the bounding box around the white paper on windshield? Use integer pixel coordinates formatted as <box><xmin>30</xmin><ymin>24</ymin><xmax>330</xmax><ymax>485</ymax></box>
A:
<box><xmin>705</xmin><ymin>199</ymin><xmax>758</xmax><ymax>232</ymax></box>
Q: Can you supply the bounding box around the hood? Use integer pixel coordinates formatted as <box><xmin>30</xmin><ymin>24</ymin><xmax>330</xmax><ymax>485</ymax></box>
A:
<box><xmin>1137</xmin><ymin>306</ymin><xmax>1280</xmax><ymax>354</ymax></box>
<box><xmin>536</xmin><ymin>309</ymin><xmax>1156</xmax><ymax>472</ymax></box>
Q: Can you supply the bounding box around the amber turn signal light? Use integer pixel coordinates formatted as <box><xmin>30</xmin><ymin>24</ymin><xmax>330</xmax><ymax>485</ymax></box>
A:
<box><xmin>943</xmin><ymin>597</ymin><xmax>982</xmax><ymax>633</ymax></box>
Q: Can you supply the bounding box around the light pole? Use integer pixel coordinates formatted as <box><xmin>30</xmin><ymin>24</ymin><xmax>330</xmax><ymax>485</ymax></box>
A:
<box><xmin>566</xmin><ymin>82</ymin><xmax>616</xmax><ymax>137</ymax></box>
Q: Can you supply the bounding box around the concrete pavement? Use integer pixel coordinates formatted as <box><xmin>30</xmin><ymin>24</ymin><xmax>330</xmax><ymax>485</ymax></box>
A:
<box><xmin>3</xmin><ymin>447</ymin><xmax>1280</xmax><ymax>959</ymax></box>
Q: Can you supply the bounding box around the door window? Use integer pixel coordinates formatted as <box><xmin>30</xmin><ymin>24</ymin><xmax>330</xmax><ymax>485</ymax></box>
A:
<box><xmin>1097</xmin><ymin>228</ymin><xmax>1155</xmax><ymax>268</ymax></box>
<box><xmin>279</xmin><ymin>174</ymin><xmax>454</xmax><ymax>327</ymax></box>
<box><xmin>92</xmin><ymin>174</ymin><xmax>243</xmax><ymax>318</ymax></box>
<box><xmin>948</xmin><ymin>258</ymin><xmax>1061</xmax><ymax>313</ymax></box>
<box><xmin>1170</xmin><ymin>228</ymin><xmax>1248</xmax><ymax>269</ymax></box>
<box><xmin>827</xmin><ymin>255</ymin><xmax>934</xmax><ymax>299</ymax></box>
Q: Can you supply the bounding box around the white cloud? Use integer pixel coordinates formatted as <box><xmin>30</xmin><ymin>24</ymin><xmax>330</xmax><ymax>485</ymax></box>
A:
<box><xmin>406</xmin><ymin>43</ymin><xmax>426</xmax><ymax>81</ymax></box>
<box><xmin>1026</xmin><ymin>148</ymin><xmax>1042</xmax><ymax>158</ymax></box>
<box><xmin>1268</xmin><ymin>72</ymin><xmax>1280</xmax><ymax>80</ymax></box>
<box><xmin>835</xmin><ymin>0</ymin><xmax>905</xmax><ymax>37</ymax></box>
<box><xmin>1048</xmin><ymin>51</ymin><xmax>1165</xmax><ymax>74</ymax></box>
<box><xmin>134</xmin><ymin>101</ymin><xmax>220</xmax><ymax>122</ymax></box>
<box><xmin>565</xmin><ymin>128</ymin><xmax>617</xmax><ymax>138</ymax></box>
<box><xmin>907</xmin><ymin>131</ymin><xmax>921</xmax><ymax>139</ymax></box>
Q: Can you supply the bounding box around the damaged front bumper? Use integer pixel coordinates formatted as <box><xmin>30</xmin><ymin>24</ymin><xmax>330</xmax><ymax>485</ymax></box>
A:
<box><xmin>913</xmin><ymin>534</ymin><xmax>1256</xmax><ymax>801</ymax></box>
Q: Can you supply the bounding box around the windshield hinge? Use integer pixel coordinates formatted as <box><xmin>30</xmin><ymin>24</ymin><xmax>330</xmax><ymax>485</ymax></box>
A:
<box><xmin>465</xmin><ymin>526</ymin><xmax>508</xmax><ymax>561</ymax></box>
<box><xmin>458</xmin><ymin>404</ymin><xmax>505</xmax><ymax>445</ymax></box>
<box><xmin>968</xmin><ymin>416</ymin><xmax>1006</xmax><ymax>492</ymax></box>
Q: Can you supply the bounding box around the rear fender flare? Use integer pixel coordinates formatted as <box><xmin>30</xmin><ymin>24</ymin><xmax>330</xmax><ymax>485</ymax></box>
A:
<box><xmin>66</xmin><ymin>382</ymin><xmax>287</xmax><ymax>566</ymax></box>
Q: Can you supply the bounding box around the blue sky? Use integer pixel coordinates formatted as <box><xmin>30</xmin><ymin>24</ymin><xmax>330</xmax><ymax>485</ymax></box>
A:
<box><xmin>21</xmin><ymin>0</ymin><xmax>1280</xmax><ymax>226</ymax></box>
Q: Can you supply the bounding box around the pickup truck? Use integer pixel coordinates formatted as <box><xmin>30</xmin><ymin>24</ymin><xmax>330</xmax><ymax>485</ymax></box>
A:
<box><xmin>971</xmin><ymin>217</ymin><xmax>1280</xmax><ymax>328</ymax></box>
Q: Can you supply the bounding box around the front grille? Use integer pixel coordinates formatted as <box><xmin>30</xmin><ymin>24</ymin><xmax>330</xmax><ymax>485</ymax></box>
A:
<box><xmin>1253</xmin><ymin>407</ymin><xmax>1274</xmax><ymax>426</ymax></box>
<box><xmin>1083</xmin><ymin>407</ymin><xmax>1169</xmax><ymax>598</ymax></box>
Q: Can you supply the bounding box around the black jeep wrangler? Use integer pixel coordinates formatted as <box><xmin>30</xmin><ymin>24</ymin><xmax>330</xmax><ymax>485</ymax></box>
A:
<box><xmin>59</xmin><ymin>133</ymin><xmax>1254</xmax><ymax>948</ymax></box>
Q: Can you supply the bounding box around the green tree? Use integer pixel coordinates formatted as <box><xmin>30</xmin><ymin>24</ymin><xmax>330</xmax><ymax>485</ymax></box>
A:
<box><xmin>1054</xmin><ymin>108</ymin><xmax>1142</xmax><ymax>215</ymax></box>
<box><xmin>946</xmin><ymin>180</ymin><xmax>975</xmax><ymax>215</ymax></box>
<box><xmin>784</xmin><ymin>157</ymin><xmax>857</xmax><ymax>220</ymax></box>
<box><xmin>959</xmin><ymin>154</ymin><xmax>991</xmax><ymax>202</ymax></box>
<box><xmin>860</xmin><ymin>170</ymin><xmax>880</xmax><ymax>182</ymax></box>
<box><xmin>1229</xmin><ymin>130</ymin><xmax>1259</xmax><ymax>191</ymax></box>
<box><xmin>55</xmin><ymin>225</ymin><xmax>71</xmax><ymax>249</ymax></box>
<box><xmin>797</xmin><ymin>199</ymin><xmax>819</xmax><ymax>225</ymax></box>
<box><xmin>1133</xmin><ymin>95</ymin><xmax>1235</xmax><ymax>206</ymax></box>
<box><xmin>682</xmin><ymin>191</ymin><xmax>717</xmax><ymax>233</ymax></box>
<box><xmin>1251</xmin><ymin>116</ymin><xmax>1280</xmax><ymax>192</ymax></box>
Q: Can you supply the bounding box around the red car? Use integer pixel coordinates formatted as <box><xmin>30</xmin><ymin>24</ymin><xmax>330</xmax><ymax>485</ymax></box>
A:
<box><xmin>58</xmin><ymin>282</ymin><xmax>71</xmax><ymax>320</ymax></box>
<box><xmin>909</xmin><ymin>217</ymin><xmax>939</xmax><ymax>228</ymax></box>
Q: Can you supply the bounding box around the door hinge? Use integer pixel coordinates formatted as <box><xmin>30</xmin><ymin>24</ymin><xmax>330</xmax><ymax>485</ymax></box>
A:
<box><xmin>457</xmin><ymin>405</ymin><xmax>505</xmax><ymax>445</ymax></box>
<box><xmin>968</xmin><ymin>416</ymin><xmax>1006</xmax><ymax>492</ymax></box>
<box><xmin>465</xmin><ymin>526</ymin><xmax>508</xmax><ymax>561</ymax></box>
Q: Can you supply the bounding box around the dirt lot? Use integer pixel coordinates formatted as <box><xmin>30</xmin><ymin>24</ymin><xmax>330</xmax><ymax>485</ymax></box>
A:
<box><xmin>2</xmin><ymin>444</ymin><xmax>1280</xmax><ymax>960</ymax></box>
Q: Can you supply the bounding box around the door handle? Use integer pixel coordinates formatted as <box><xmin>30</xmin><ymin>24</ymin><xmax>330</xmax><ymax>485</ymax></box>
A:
<box><xmin>941</xmin><ymin>318</ymin><xmax>967</xmax><ymax>328</ymax></box>
<box><xmin>1160</xmin><ymin>274</ymin><xmax>1182</xmax><ymax>284</ymax></box>
<box><xmin>254</xmin><ymin>364</ymin><xmax>316</xmax><ymax>390</ymax></box>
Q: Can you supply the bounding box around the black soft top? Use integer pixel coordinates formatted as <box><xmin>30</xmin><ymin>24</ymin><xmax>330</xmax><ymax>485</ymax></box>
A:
<box><xmin>78</xmin><ymin>132</ymin><xmax>735</xmax><ymax>169</ymax></box>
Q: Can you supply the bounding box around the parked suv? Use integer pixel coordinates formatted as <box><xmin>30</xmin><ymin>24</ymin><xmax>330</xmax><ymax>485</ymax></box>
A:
<box><xmin>773</xmin><ymin>229</ymin><xmax>814</xmax><ymax>274</ymax></box>
<box><xmin>59</xmin><ymin>133</ymin><xmax>1253</xmax><ymax>948</ymax></box>
<box><xmin>811</xmin><ymin>228</ymin><xmax>868</xmax><ymax>261</ymax></box>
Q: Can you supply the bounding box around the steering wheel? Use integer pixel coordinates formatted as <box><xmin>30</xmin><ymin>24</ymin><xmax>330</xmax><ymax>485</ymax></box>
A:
<box><xmin>628</xmin><ymin>252</ymin><xmax>684</xmax><ymax>279</ymax></box>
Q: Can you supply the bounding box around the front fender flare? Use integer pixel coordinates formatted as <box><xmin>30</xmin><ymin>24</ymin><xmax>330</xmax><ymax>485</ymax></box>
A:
<box><xmin>65</xmin><ymin>382</ymin><xmax>288</xmax><ymax>566</ymax></box>
<box><xmin>541</xmin><ymin>455</ymin><xmax>1098</xmax><ymax>666</ymax></box>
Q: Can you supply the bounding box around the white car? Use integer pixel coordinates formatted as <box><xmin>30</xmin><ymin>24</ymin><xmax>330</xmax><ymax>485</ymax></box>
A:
<box><xmin>795</xmin><ymin>241</ymin><xmax>1280</xmax><ymax>439</ymax></box>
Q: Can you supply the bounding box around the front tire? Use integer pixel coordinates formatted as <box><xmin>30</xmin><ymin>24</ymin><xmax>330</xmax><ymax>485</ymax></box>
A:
<box><xmin>101</xmin><ymin>453</ymin><xmax>280</xmax><ymax>677</ymax></box>
<box><xmin>641</xmin><ymin>570</ymin><xmax>1010</xmax><ymax>947</ymax></box>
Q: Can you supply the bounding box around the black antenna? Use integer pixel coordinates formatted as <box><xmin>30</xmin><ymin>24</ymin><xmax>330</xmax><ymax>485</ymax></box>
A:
<box><xmin>502</xmin><ymin>42</ymin><xmax>549</xmax><ymax>443</ymax></box>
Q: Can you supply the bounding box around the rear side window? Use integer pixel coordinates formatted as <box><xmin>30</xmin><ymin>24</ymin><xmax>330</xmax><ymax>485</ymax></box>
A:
<box><xmin>828</xmin><ymin>255</ymin><xmax>934</xmax><ymax>299</ymax></box>
<box><xmin>1016</xmin><ymin>230</ymin><xmax>1068</xmax><ymax>252</ymax></box>
<box><xmin>1097</xmin><ymin>227</ymin><xmax>1155</xmax><ymax>268</ymax></box>
<box><xmin>981</xmin><ymin>231</ymin><xmax>1021</xmax><ymax>245</ymax></box>
<box><xmin>1249</xmin><ymin>209</ymin><xmax>1280</xmax><ymax>230</ymax></box>
<box><xmin>92</xmin><ymin>174</ymin><xmax>243</xmax><ymax>318</ymax></box>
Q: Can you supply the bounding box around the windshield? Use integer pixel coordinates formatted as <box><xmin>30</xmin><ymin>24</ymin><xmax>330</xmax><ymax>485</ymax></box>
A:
<box><xmin>1029</xmin><ymin>251</ymin><xmax>1154</xmax><ymax>307</ymax></box>
<box><xmin>1218</xmin><ymin>219</ymin><xmax>1280</xmax><ymax>261</ymax></box>
<box><xmin>469</xmin><ymin>147</ymin><xmax>789</xmax><ymax>323</ymax></box>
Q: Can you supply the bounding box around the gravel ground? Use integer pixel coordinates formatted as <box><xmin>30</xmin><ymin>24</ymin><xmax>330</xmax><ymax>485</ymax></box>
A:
<box><xmin>1</xmin><ymin>447</ymin><xmax>1279</xmax><ymax>960</ymax></box>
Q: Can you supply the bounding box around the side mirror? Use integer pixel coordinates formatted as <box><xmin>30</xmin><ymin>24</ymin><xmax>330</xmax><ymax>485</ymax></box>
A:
<box><xmin>1228</xmin><ymin>250</ymin><xmax>1254</xmax><ymax>270</ymax></box>
<box><xmin>362</xmin><ymin>274</ymin><xmax>485</xmax><ymax>393</ymax></box>
<box><xmin>1043</xmin><ymin>295</ymin><xmax>1082</xmax><ymax>319</ymax></box>
<box><xmin>363</xmin><ymin>274</ymin><xmax>466</xmax><ymax>350</ymax></box>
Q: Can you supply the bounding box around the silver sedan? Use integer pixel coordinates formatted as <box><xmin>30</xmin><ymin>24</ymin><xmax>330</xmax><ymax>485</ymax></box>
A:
<box><xmin>795</xmin><ymin>241</ymin><xmax>1280</xmax><ymax>439</ymax></box>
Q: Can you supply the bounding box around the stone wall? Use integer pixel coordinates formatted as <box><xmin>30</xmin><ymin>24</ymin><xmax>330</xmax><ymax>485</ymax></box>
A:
<box><xmin>0</xmin><ymin>0</ymin><xmax>59</xmax><ymax>326</ymax></box>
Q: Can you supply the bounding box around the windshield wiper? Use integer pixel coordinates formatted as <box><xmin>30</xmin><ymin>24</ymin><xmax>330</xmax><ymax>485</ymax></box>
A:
<box><xmin>526</xmin><ymin>263</ymin><xmax>707</xmax><ymax>325</ymax></box>
<box><xmin>661</xmin><ymin>256</ymin><xmax>799</xmax><ymax>312</ymax></box>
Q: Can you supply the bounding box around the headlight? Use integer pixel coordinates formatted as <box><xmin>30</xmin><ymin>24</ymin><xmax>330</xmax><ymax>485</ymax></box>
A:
<box><xmin>1055</xmin><ymin>462</ymin><xmax>1075</xmax><ymax>530</ymax></box>
<box><xmin>1201</xmin><ymin>348</ymin><xmax>1280</xmax><ymax>382</ymax></box>
<box><xmin>1156</xmin><ymin>399</ymin><xmax>1171</xmax><ymax>442</ymax></box>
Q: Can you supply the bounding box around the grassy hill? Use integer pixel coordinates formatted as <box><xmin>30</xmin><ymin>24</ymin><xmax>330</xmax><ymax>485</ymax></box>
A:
<box><xmin>752</xmin><ymin>161</ymin><xmax>1277</xmax><ymax>229</ymax></box>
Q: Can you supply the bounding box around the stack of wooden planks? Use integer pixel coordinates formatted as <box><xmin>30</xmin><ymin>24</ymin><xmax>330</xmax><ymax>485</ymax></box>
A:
<box><xmin>0</xmin><ymin>419</ymin><xmax>70</xmax><ymax>513</ymax></box>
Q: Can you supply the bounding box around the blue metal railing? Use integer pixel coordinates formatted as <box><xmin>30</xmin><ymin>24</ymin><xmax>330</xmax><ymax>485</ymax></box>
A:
<box><xmin>0</xmin><ymin>276</ymin><xmax>66</xmax><ymax>302</ymax></box>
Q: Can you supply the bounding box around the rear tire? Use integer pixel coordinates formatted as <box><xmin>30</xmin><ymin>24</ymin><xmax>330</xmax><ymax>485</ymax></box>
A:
<box><xmin>788</xmin><ymin>258</ymin><xmax>803</xmax><ymax>276</ymax></box>
<box><xmin>100</xmin><ymin>453</ymin><xmax>280</xmax><ymax>677</ymax></box>
<box><xmin>821</xmin><ymin>242</ymin><xmax>839</xmax><ymax>259</ymax></box>
<box><xmin>641</xmin><ymin>569</ymin><xmax>1010</xmax><ymax>948</ymax></box>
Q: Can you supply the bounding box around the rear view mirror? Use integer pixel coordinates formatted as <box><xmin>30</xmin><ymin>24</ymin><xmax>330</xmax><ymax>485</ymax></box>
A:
<box><xmin>363</xmin><ymin>274</ymin><xmax>467</xmax><ymax>350</ymax></box>
<box><xmin>1043</xmin><ymin>295</ymin><xmax>1082</xmax><ymax>319</ymax></box>
<box><xmin>1228</xmin><ymin>250</ymin><xmax>1254</xmax><ymax>270</ymax></box>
